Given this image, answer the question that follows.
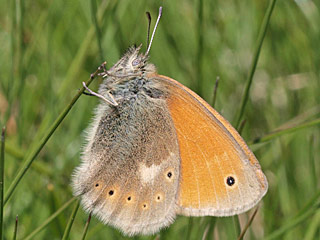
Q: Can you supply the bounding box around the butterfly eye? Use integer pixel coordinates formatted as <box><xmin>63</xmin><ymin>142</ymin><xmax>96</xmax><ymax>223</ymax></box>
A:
<box><xmin>132</xmin><ymin>58</ymin><xmax>140</xmax><ymax>66</ymax></box>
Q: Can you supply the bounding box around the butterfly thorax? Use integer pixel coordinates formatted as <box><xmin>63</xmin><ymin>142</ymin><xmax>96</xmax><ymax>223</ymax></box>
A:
<box><xmin>98</xmin><ymin>46</ymin><xmax>159</xmax><ymax>102</ymax></box>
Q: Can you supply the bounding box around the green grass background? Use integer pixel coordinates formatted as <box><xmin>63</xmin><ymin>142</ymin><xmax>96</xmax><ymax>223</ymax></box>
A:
<box><xmin>0</xmin><ymin>0</ymin><xmax>320</xmax><ymax>239</ymax></box>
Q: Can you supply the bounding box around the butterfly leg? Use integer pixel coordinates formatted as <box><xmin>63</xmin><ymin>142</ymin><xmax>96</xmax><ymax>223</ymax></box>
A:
<box><xmin>82</xmin><ymin>82</ymin><xmax>118</xmax><ymax>106</ymax></box>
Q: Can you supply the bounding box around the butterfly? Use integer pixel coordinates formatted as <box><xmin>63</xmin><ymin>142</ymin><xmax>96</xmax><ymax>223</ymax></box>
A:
<box><xmin>72</xmin><ymin>6</ymin><xmax>268</xmax><ymax>236</ymax></box>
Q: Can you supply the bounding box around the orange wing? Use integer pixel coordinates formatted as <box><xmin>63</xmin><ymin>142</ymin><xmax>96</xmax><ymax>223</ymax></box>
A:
<box><xmin>153</xmin><ymin>74</ymin><xmax>268</xmax><ymax>216</ymax></box>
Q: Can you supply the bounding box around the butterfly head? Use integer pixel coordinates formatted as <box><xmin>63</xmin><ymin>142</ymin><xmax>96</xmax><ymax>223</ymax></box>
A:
<box><xmin>107</xmin><ymin>45</ymin><xmax>156</xmax><ymax>79</ymax></box>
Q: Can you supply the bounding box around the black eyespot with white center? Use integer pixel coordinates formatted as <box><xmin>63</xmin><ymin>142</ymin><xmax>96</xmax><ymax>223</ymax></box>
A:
<box><xmin>165</xmin><ymin>169</ymin><xmax>174</xmax><ymax>182</ymax></box>
<box><xmin>226</xmin><ymin>176</ymin><xmax>235</xmax><ymax>186</ymax></box>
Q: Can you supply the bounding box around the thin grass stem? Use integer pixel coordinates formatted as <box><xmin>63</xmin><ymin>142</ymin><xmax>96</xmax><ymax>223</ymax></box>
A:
<box><xmin>237</xmin><ymin>207</ymin><xmax>259</xmax><ymax>240</ymax></box>
<box><xmin>234</xmin><ymin>0</ymin><xmax>277</xmax><ymax>128</ymax></box>
<box><xmin>212</xmin><ymin>76</ymin><xmax>220</xmax><ymax>108</ymax></box>
<box><xmin>195</xmin><ymin>0</ymin><xmax>204</xmax><ymax>96</ymax></box>
<box><xmin>4</xmin><ymin>70</ymin><xmax>99</xmax><ymax>205</ymax></box>
<box><xmin>263</xmin><ymin>203</ymin><xmax>319</xmax><ymax>240</ymax></box>
<box><xmin>90</xmin><ymin>0</ymin><xmax>104</xmax><ymax>62</ymax></box>
<box><xmin>81</xmin><ymin>213</ymin><xmax>92</xmax><ymax>240</ymax></box>
<box><xmin>250</xmin><ymin>118</ymin><xmax>320</xmax><ymax>145</ymax></box>
<box><xmin>62</xmin><ymin>199</ymin><xmax>80</xmax><ymax>240</ymax></box>
<box><xmin>12</xmin><ymin>215</ymin><xmax>18</xmax><ymax>240</ymax></box>
<box><xmin>0</xmin><ymin>127</ymin><xmax>5</xmax><ymax>240</ymax></box>
<box><xmin>23</xmin><ymin>197</ymin><xmax>77</xmax><ymax>240</ymax></box>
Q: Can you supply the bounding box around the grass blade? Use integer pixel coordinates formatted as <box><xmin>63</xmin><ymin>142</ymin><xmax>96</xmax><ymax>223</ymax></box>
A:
<box><xmin>90</xmin><ymin>0</ymin><xmax>104</xmax><ymax>63</ymax></box>
<box><xmin>264</xmin><ymin>204</ymin><xmax>319</xmax><ymax>240</ymax></box>
<box><xmin>23</xmin><ymin>197</ymin><xmax>77</xmax><ymax>240</ymax></box>
<box><xmin>4</xmin><ymin>69</ymin><xmax>100</xmax><ymax>205</ymax></box>
<box><xmin>12</xmin><ymin>215</ymin><xmax>18</xmax><ymax>240</ymax></box>
<box><xmin>211</xmin><ymin>76</ymin><xmax>220</xmax><ymax>108</ymax></box>
<box><xmin>250</xmin><ymin>118</ymin><xmax>320</xmax><ymax>145</ymax></box>
<box><xmin>263</xmin><ymin>190</ymin><xmax>320</xmax><ymax>240</ymax></box>
<box><xmin>62</xmin><ymin>199</ymin><xmax>80</xmax><ymax>240</ymax></box>
<box><xmin>81</xmin><ymin>213</ymin><xmax>92</xmax><ymax>240</ymax></box>
<box><xmin>202</xmin><ymin>217</ymin><xmax>216</xmax><ymax>240</ymax></box>
<box><xmin>234</xmin><ymin>0</ymin><xmax>277</xmax><ymax>128</ymax></box>
<box><xmin>237</xmin><ymin>207</ymin><xmax>259</xmax><ymax>240</ymax></box>
<box><xmin>233</xmin><ymin>216</ymin><xmax>241</xmax><ymax>237</ymax></box>
<box><xmin>0</xmin><ymin>127</ymin><xmax>5</xmax><ymax>240</ymax></box>
<box><xmin>195</xmin><ymin>0</ymin><xmax>204</xmax><ymax>96</ymax></box>
<box><xmin>186</xmin><ymin>217</ymin><xmax>194</xmax><ymax>240</ymax></box>
<box><xmin>304</xmin><ymin>209</ymin><xmax>320</xmax><ymax>240</ymax></box>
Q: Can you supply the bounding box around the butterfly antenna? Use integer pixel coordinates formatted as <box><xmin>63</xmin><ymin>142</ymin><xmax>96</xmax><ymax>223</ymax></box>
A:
<box><xmin>145</xmin><ymin>6</ymin><xmax>162</xmax><ymax>55</ymax></box>
<box><xmin>146</xmin><ymin>11</ymin><xmax>151</xmax><ymax>48</ymax></box>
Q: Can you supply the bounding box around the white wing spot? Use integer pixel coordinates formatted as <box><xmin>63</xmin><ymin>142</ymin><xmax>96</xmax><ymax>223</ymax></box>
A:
<box><xmin>139</xmin><ymin>164</ymin><xmax>162</xmax><ymax>184</ymax></box>
<box><xmin>139</xmin><ymin>152</ymin><xmax>175</xmax><ymax>185</ymax></box>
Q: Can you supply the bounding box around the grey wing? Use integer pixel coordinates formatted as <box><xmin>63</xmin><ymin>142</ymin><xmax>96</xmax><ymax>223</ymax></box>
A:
<box><xmin>72</xmin><ymin>92</ymin><xmax>180</xmax><ymax>236</ymax></box>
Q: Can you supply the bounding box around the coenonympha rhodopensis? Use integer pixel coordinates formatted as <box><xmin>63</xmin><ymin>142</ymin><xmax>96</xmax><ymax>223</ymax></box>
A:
<box><xmin>72</xmin><ymin>7</ymin><xmax>268</xmax><ymax>236</ymax></box>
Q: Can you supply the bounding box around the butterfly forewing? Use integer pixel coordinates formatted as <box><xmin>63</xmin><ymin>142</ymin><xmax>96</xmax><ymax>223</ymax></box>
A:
<box><xmin>152</xmin><ymin>74</ymin><xmax>268</xmax><ymax>216</ymax></box>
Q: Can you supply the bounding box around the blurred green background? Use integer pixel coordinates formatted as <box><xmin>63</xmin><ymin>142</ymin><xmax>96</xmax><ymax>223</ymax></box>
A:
<box><xmin>0</xmin><ymin>0</ymin><xmax>319</xmax><ymax>239</ymax></box>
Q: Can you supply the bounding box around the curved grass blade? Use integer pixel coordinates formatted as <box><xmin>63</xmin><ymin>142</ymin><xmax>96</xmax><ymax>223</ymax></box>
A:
<box><xmin>234</xmin><ymin>0</ymin><xmax>277</xmax><ymax>128</ymax></box>
<box><xmin>263</xmin><ymin>190</ymin><xmax>320</xmax><ymax>240</ymax></box>
<box><xmin>263</xmin><ymin>204</ymin><xmax>319</xmax><ymax>240</ymax></box>
<box><xmin>81</xmin><ymin>213</ymin><xmax>92</xmax><ymax>240</ymax></box>
<box><xmin>304</xmin><ymin>209</ymin><xmax>320</xmax><ymax>240</ymax></box>
<box><xmin>250</xmin><ymin>118</ymin><xmax>320</xmax><ymax>145</ymax></box>
<box><xmin>62</xmin><ymin>199</ymin><xmax>80</xmax><ymax>240</ymax></box>
<box><xmin>4</xmin><ymin>68</ymin><xmax>100</xmax><ymax>205</ymax></box>
<box><xmin>0</xmin><ymin>127</ymin><xmax>5</xmax><ymax>240</ymax></box>
<box><xmin>23</xmin><ymin>197</ymin><xmax>77</xmax><ymax>240</ymax></box>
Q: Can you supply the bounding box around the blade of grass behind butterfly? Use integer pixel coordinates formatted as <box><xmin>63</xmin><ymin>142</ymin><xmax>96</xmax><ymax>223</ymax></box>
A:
<box><xmin>304</xmin><ymin>209</ymin><xmax>320</xmax><ymax>240</ymax></box>
<box><xmin>232</xmin><ymin>0</ymin><xmax>278</xmax><ymax>233</ymax></box>
<box><xmin>62</xmin><ymin>199</ymin><xmax>80</xmax><ymax>240</ymax></box>
<box><xmin>90</xmin><ymin>0</ymin><xmax>104</xmax><ymax>63</ymax></box>
<box><xmin>80</xmin><ymin>213</ymin><xmax>92</xmax><ymax>240</ymax></box>
<box><xmin>160</xmin><ymin>10</ymin><xmax>193</xmax><ymax>84</ymax></box>
<box><xmin>201</xmin><ymin>217</ymin><xmax>216</xmax><ymax>240</ymax></box>
<box><xmin>308</xmin><ymin>136</ymin><xmax>318</xmax><ymax>191</ymax></box>
<box><xmin>0</xmin><ymin>128</ymin><xmax>5</xmax><ymax>240</ymax></box>
<box><xmin>23</xmin><ymin>197</ymin><xmax>77</xmax><ymax>240</ymax></box>
<box><xmin>195</xmin><ymin>0</ymin><xmax>204</xmax><ymax>96</ymax></box>
<box><xmin>12</xmin><ymin>215</ymin><xmax>18</xmax><ymax>240</ymax></box>
<box><xmin>237</xmin><ymin>207</ymin><xmax>259</xmax><ymax>240</ymax></box>
<box><xmin>4</xmin><ymin>68</ymin><xmax>99</xmax><ymax>205</ymax></box>
<box><xmin>185</xmin><ymin>217</ymin><xmax>194</xmax><ymax>240</ymax></box>
<box><xmin>234</xmin><ymin>0</ymin><xmax>277</xmax><ymax>129</ymax></box>
<box><xmin>10</xmin><ymin>0</ymin><xmax>25</xmax><ymax>144</ymax></box>
<box><xmin>263</xmin><ymin>203</ymin><xmax>319</xmax><ymax>240</ymax></box>
<box><xmin>263</xmin><ymin>189</ymin><xmax>320</xmax><ymax>240</ymax></box>
<box><xmin>249</xmin><ymin>117</ymin><xmax>320</xmax><ymax>145</ymax></box>
<box><xmin>59</xmin><ymin>0</ymin><xmax>113</xmax><ymax>94</ymax></box>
